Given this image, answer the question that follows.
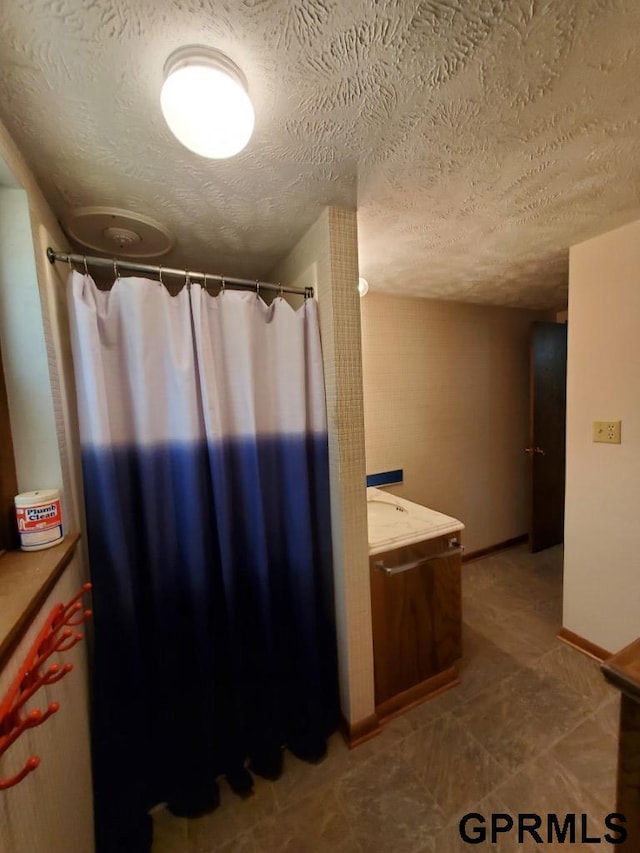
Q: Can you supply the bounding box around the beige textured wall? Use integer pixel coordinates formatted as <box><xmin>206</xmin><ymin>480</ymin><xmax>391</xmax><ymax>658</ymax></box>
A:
<box><xmin>564</xmin><ymin>218</ymin><xmax>640</xmax><ymax>654</ymax></box>
<box><xmin>0</xmin><ymin>554</ymin><xmax>94</xmax><ymax>853</ymax></box>
<box><xmin>361</xmin><ymin>294</ymin><xmax>546</xmax><ymax>554</ymax></box>
<box><xmin>271</xmin><ymin>208</ymin><xmax>374</xmax><ymax>726</ymax></box>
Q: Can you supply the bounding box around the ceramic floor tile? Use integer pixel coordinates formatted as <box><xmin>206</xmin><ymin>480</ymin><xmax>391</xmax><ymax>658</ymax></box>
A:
<box><xmin>201</xmin><ymin>833</ymin><xmax>258</xmax><ymax>853</ymax></box>
<box><xmin>152</xmin><ymin>807</ymin><xmax>189</xmax><ymax>853</ymax></box>
<box><xmin>400</xmin><ymin>684</ymin><xmax>462</xmax><ymax>729</ymax></box>
<box><xmin>336</xmin><ymin>750</ymin><xmax>444</xmax><ymax>852</ymax></box>
<box><xmin>188</xmin><ymin>776</ymin><xmax>277</xmax><ymax>853</ymax></box>
<box><xmin>463</xmin><ymin>546</ymin><xmax>563</xmax><ymax>609</ymax></box>
<box><xmin>462</xmin><ymin>575</ymin><xmax>539</xmax><ymax>615</ymax></box>
<box><xmin>151</xmin><ymin>544</ymin><xmax>622</xmax><ymax>853</ymax></box>
<box><xmin>428</xmin><ymin>786</ymin><xmax>538</xmax><ymax>852</ymax></box>
<box><xmin>595</xmin><ymin>695</ymin><xmax>621</xmax><ymax>739</ymax></box>
<box><xmin>453</xmin><ymin>665</ymin><xmax>589</xmax><ymax>773</ymax></box>
<box><xmin>496</xmin><ymin>610</ymin><xmax>560</xmax><ymax>664</ymax></box>
<box><xmin>455</xmin><ymin>624</ymin><xmax>522</xmax><ymax>703</ymax></box>
<box><xmin>400</xmin><ymin>714</ymin><xmax>504</xmax><ymax>822</ymax></box>
<box><xmin>496</xmin><ymin>753</ymin><xmax>616</xmax><ymax>852</ymax></box>
<box><xmin>531</xmin><ymin>594</ymin><xmax>563</xmax><ymax>627</ymax></box>
<box><xmin>535</xmin><ymin>643</ymin><xmax>617</xmax><ymax>706</ymax></box>
<box><xmin>252</xmin><ymin>785</ymin><xmax>361</xmax><ymax>852</ymax></box>
<box><xmin>412</xmin><ymin>843</ymin><xmax>434</xmax><ymax>853</ymax></box>
<box><xmin>348</xmin><ymin>712</ymin><xmax>415</xmax><ymax>764</ymax></box>
<box><xmin>353</xmin><ymin>688</ymin><xmax>462</xmax><ymax>765</ymax></box>
<box><xmin>432</xmin><ymin>817</ymin><xmax>537</xmax><ymax>853</ymax></box>
<box><xmin>271</xmin><ymin>733</ymin><xmax>353</xmax><ymax>810</ymax></box>
<box><xmin>463</xmin><ymin>599</ymin><xmax>558</xmax><ymax>666</ymax></box>
<box><xmin>550</xmin><ymin>714</ymin><xmax>618</xmax><ymax>811</ymax></box>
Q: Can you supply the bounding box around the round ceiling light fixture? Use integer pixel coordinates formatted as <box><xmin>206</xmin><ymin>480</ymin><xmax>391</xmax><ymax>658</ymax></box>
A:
<box><xmin>161</xmin><ymin>45</ymin><xmax>255</xmax><ymax>159</ymax></box>
<box><xmin>358</xmin><ymin>277</ymin><xmax>369</xmax><ymax>298</ymax></box>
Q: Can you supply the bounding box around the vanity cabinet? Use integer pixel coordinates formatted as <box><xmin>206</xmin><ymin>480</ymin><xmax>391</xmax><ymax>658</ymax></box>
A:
<box><xmin>370</xmin><ymin>533</ymin><xmax>462</xmax><ymax>720</ymax></box>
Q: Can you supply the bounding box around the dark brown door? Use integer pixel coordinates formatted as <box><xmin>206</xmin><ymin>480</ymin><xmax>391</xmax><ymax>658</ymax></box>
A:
<box><xmin>528</xmin><ymin>322</ymin><xmax>567</xmax><ymax>552</ymax></box>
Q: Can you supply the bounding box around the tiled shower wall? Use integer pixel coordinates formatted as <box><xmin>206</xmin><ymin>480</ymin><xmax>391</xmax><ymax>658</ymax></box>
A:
<box><xmin>361</xmin><ymin>294</ymin><xmax>547</xmax><ymax>554</ymax></box>
<box><xmin>271</xmin><ymin>208</ymin><xmax>374</xmax><ymax>727</ymax></box>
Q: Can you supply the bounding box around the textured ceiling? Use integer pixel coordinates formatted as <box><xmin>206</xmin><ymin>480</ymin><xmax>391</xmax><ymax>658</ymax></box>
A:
<box><xmin>1</xmin><ymin>0</ymin><xmax>640</xmax><ymax>308</ymax></box>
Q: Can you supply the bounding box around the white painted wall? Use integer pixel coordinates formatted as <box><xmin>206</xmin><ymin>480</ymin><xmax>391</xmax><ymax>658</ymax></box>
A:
<box><xmin>564</xmin><ymin>217</ymin><xmax>640</xmax><ymax>654</ymax></box>
<box><xmin>0</xmin><ymin>117</ymin><xmax>93</xmax><ymax>851</ymax></box>
<box><xmin>0</xmin><ymin>188</ymin><xmax>62</xmax><ymax>494</ymax></box>
<box><xmin>0</xmin><ymin>118</ymin><xmax>84</xmax><ymax>533</ymax></box>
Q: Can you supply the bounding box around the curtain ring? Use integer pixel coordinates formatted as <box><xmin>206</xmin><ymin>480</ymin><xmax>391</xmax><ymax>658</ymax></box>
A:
<box><xmin>256</xmin><ymin>280</ymin><xmax>260</xmax><ymax>298</ymax></box>
<box><xmin>158</xmin><ymin>265</ymin><xmax>163</xmax><ymax>286</ymax></box>
<box><xmin>279</xmin><ymin>283</ymin><xmax>284</xmax><ymax>300</ymax></box>
<box><xmin>185</xmin><ymin>270</ymin><xmax>191</xmax><ymax>291</ymax></box>
<box><xmin>67</xmin><ymin>255</ymin><xmax>75</xmax><ymax>274</ymax></box>
<box><xmin>83</xmin><ymin>256</ymin><xmax>89</xmax><ymax>276</ymax></box>
<box><xmin>221</xmin><ymin>276</ymin><xmax>226</xmax><ymax>295</ymax></box>
<box><xmin>113</xmin><ymin>258</ymin><xmax>119</xmax><ymax>279</ymax></box>
<box><xmin>203</xmin><ymin>272</ymin><xmax>208</xmax><ymax>293</ymax></box>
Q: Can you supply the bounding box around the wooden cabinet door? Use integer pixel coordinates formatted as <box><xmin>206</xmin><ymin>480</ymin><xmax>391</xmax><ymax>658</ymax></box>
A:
<box><xmin>370</xmin><ymin>538</ymin><xmax>461</xmax><ymax>706</ymax></box>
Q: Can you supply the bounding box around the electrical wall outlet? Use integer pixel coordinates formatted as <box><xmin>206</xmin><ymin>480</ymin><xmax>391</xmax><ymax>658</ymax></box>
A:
<box><xmin>593</xmin><ymin>420</ymin><xmax>622</xmax><ymax>444</ymax></box>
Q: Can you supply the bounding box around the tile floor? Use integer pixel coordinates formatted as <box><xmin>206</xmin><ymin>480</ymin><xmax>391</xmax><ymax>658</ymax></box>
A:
<box><xmin>152</xmin><ymin>544</ymin><xmax>620</xmax><ymax>852</ymax></box>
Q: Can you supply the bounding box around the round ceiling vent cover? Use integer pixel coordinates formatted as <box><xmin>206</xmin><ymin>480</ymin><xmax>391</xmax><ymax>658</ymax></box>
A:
<box><xmin>62</xmin><ymin>206</ymin><xmax>174</xmax><ymax>257</ymax></box>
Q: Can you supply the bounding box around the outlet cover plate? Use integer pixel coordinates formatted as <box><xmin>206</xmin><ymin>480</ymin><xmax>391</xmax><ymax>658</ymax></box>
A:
<box><xmin>593</xmin><ymin>420</ymin><xmax>622</xmax><ymax>444</ymax></box>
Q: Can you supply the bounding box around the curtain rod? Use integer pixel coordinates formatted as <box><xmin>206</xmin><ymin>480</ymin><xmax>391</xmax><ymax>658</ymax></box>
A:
<box><xmin>46</xmin><ymin>248</ymin><xmax>313</xmax><ymax>298</ymax></box>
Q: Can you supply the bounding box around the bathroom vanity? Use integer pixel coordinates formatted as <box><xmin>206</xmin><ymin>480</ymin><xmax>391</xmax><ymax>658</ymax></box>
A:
<box><xmin>367</xmin><ymin>487</ymin><xmax>464</xmax><ymax>720</ymax></box>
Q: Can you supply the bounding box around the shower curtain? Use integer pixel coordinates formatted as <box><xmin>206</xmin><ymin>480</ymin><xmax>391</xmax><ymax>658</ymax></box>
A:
<box><xmin>67</xmin><ymin>272</ymin><xmax>338</xmax><ymax>853</ymax></box>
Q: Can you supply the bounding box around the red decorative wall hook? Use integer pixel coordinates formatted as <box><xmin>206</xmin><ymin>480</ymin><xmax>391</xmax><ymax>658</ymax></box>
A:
<box><xmin>0</xmin><ymin>582</ymin><xmax>92</xmax><ymax>791</ymax></box>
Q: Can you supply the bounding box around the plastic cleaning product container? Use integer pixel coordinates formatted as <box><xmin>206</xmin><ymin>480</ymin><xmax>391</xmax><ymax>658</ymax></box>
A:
<box><xmin>15</xmin><ymin>489</ymin><xmax>64</xmax><ymax>552</ymax></box>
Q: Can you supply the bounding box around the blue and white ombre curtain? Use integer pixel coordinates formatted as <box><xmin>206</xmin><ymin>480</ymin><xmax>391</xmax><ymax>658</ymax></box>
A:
<box><xmin>68</xmin><ymin>272</ymin><xmax>338</xmax><ymax>853</ymax></box>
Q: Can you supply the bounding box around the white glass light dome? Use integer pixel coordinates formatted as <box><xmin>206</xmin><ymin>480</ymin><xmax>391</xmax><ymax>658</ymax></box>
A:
<box><xmin>358</xmin><ymin>277</ymin><xmax>369</xmax><ymax>298</ymax></box>
<box><xmin>161</xmin><ymin>46</ymin><xmax>255</xmax><ymax>159</ymax></box>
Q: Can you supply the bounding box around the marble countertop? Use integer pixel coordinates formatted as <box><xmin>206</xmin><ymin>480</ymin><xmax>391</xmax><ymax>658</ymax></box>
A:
<box><xmin>367</xmin><ymin>487</ymin><xmax>464</xmax><ymax>556</ymax></box>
